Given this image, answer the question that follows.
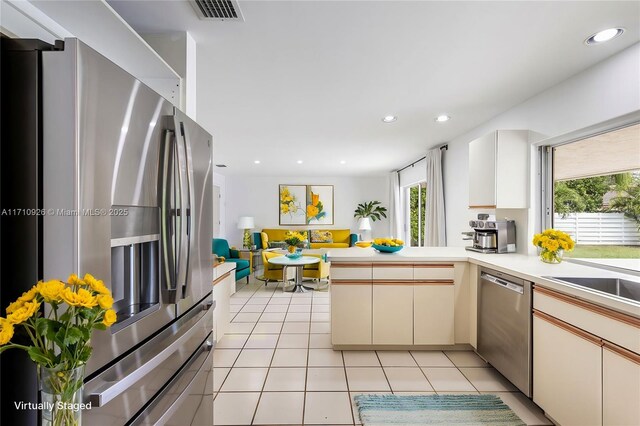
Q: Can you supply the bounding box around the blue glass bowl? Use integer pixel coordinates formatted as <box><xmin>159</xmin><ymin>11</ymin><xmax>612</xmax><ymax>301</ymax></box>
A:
<box><xmin>372</xmin><ymin>244</ymin><xmax>404</xmax><ymax>253</ymax></box>
<box><xmin>286</xmin><ymin>252</ymin><xmax>303</xmax><ymax>259</ymax></box>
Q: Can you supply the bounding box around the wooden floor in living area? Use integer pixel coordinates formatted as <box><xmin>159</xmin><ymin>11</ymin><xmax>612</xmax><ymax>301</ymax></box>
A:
<box><xmin>211</xmin><ymin>276</ymin><xmax>553</xmax><ymax>426</ymax></box>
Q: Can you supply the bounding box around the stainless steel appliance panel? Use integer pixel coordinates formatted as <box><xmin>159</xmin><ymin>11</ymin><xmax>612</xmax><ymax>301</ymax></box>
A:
<box><xmin>131</xmin><ymin>335</ymin><xmax>214</xmax><ymax>425</ymax></box>
<box><xmin>478</xmin><ymin>268</ymin><xmax>532</xmax><ymax>397</ymax></box>
<box><xmin>173</xmin><ymin>110</ymin><xmax>214</xmax><ymax>317</ymax></box>
<box><xmin>83</xmin><ymin>293</ymin><xmax>213</xmax><ymax>425</ymax></box>
<box><xmin>43</xmin><ymin>39</ymin><xmax>176</xmax><ymax>376</ymax></box>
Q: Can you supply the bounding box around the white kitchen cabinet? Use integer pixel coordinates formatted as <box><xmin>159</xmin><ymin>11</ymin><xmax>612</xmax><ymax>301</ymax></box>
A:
<box><xmin>603</xmin><ymin>343</ymin><xmax>640</xmax><ymax>426</ymax></box>
<box><xmin>213</xmin><ymin>271</ymin><xmax>232</xmax><ymax>341</ymax></box>
<box><xmin>533</xmin><ymin>312</ymin><xmax>602</xmax><ymax>426</ymax></box>
<box><xmin>373</xmin><ymin>284</ymin><xmax>413</xmax><ymax>344</ymax></box>
<box><xmin>414</xmin><ymin>283</ymin><xmax>455</xmax><ymax>345</ymax></box>
<box><xmin>331</xmin><ymin>283</ymin><xmax>372</xmax><ymax>345</ymax></box>
<box><xmin>468</xmin><ymin>130</ymin><xmax>530</xmax><ymax>208</ymax></box>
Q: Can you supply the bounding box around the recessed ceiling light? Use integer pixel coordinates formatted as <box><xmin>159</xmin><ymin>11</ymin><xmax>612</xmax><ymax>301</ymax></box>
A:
<box><xmin>254</xmin><ymin>160</ymin><xmax>260</xmax><ymax>164</ymax></box>
<box><xmin>585</xmin><ymin>28</ymin><xmax>624</xmax><ymax>45</ymax></box>
<box><xmin>297</xmin><ymin>160</ymin><xmax>303</xmax><ymax>164</ymax></box>
<box><xmin>340</xmin><ymin>160</ymin><xmax>346</xmax><ymax>164</ymax></box>
<box><xmin>382</xmin><ymin>115</ymin><xmax>397</xmax><ymax>123</ymax></box>
<box><xmin>435</xmin><ymin>115</ymin><xmax>450</xmax><ymax>123</ymax></box>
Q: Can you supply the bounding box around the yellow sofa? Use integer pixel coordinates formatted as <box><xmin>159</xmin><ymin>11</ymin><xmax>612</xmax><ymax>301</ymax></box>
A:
<box><xmin>258</xmin><ymin>228</ymin><xmax>355</xmax><ymax>249</ymax></box>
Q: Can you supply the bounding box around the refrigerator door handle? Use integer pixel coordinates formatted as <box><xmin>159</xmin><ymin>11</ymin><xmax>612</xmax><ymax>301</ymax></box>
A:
<box><xmin>160</xmin><ymin>129</ymin><xmax>177</xmax><ymax>298</ymax></box>
<box><xmin>88</xmin><ymin>305</ymin><xmax>211</xmax><ymax>407</ymax></box>
<box><xmin>174</xmin><ymin>120</ymin><xmax>189</xmax><ymax>297</ymax></box>
<box><xmin>179</xmin><ymin>122</ymin><xmax>194</xmax><ymax>297</ymax></box>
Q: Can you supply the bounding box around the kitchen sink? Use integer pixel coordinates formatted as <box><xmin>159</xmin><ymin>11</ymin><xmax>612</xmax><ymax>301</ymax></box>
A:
<box><xmin>546</xmin><ymin>277</ymin><xmax>640</xmax><ymax>303</ymax></box>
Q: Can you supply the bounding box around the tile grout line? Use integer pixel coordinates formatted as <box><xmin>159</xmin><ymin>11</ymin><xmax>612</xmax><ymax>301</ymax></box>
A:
<box><xmin>408</xmin><ymin>351</ymin><xmax>437</xmax><ymax>393</ymax></box>
<box><xmin>341</xmin><ymin>350</ymin><xmax>357</xmax><ymax>426</ymax></box>
<box><xmin>375</xmin><ymin>351</ymin><xmax>394</xmax><ymax>394</ymax></box>
<box><xmin>249</xmin><ymin>280</ymin><xmax>290</xmax><ymax>425</ymax></box>
<box><xmin>443</xmin><ymin>351</ymin><xmax>482</xmax><ymax>394</ymax></box>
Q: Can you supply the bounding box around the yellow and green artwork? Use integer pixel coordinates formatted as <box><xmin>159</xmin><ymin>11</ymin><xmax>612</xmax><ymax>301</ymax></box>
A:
<box><xmin>307</xmin><ymin>185</ymin><xmax>334</xmax><ymax>225</ymax></box>
<box><xmin>279</xmin><ymin>185</ymin><xmax>306</xmax><ymax>225</ymax></box>
<box><xmin>279</xmin><ymin>184</ymin><xmax>335</xmax><ymax>225</ymax></box>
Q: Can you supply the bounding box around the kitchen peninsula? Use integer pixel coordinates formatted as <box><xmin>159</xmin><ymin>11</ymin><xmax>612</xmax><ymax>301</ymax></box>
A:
<box><xmin>328</xmin><ymin>247</ymin><xmax>640</xmax><ymax>426</ymax></box>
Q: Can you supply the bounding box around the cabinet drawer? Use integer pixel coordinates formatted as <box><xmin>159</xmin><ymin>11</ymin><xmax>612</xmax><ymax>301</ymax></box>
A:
<box><xmin>373</xmin><ymin>264</ymin><xmax>413</xmax><ymax>280</ymax></box>
<box><xmin>413</xmin><ymin>264</ymin><xmax>454</xmax><ymax>280</ymax></box>
<box><xmin>534</xmin><ymin>286</ymin><xmax>640</xmax><ymax>353</ymax></box>
<box><xmin>331</xmin><ymin>263</ymin><xmax>372</xmax><ymax>280</ymax></box>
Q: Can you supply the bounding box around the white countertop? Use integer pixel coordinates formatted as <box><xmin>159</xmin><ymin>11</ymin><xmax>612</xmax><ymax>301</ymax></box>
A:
<box><xmin>213</xmin><ymin>262</ymin><xmax>236</xmax><ymax>281</ymax></box>
<box><xmin>327</xmin><ymin>247</ymin><xmax>640</xmax><ymax>318</ymax></box>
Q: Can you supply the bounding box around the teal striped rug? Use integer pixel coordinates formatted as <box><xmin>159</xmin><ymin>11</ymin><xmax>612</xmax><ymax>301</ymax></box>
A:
<box><xmin>354</xmin><ymin>394</ymin><xmax>526</xmax><ymax>426</ymax></box>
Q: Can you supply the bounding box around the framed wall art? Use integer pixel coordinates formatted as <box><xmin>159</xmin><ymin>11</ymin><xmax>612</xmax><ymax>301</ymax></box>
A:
<box><xmin>307</xmin><ymin>185</ymin><xmax>334</xmax><ymax>225</ymax></box>
<box><xmin>279</xmin><ymin>185</ymin><xmax>307</xmax><ymax>225</ymax></box>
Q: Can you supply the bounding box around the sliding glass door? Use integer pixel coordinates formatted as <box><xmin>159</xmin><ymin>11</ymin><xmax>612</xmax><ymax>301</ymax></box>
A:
<box><xmin>404</xmin><ymin>182</ymin><xmax>427</xmax><ymax>247</ymax></box>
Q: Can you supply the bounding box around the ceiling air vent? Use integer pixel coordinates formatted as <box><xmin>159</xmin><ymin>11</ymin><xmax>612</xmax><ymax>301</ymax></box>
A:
<box><xmin>190</xmin><ymin>0</ymin><xmax>244</xmax><ymax>21</ymax></box>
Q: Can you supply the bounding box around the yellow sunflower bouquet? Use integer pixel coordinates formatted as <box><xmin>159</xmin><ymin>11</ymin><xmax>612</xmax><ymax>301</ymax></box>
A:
<box><xmin>0</xmin><ymin>274</ymin><xmax>115</xmax><ymax>425</ymax></box>
<box><xmin>532</xmin><ymin>229</ymin><xmax>575</xmax><ymax>264</ymax></box>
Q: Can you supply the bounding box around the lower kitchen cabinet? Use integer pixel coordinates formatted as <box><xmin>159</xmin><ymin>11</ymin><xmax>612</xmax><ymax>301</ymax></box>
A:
<box><xmin>373</xmin><ymin>284</ymin><xmax>413</xmax><ymax>344</ymax></box>
<box><xmin>213</xmin><ymin>271</ymin><xmax>232</xmax><ymax>341</ymax></box>
<box><xmin>603</xmin><ymin>343</ymin><xmax>640</xmax><ymax>426</ymax></box>
<box><xmin>332</xmin><ymin>283</ymin><xmax>372</xmax><ymax>345</ymax></box>
<box><xmin>414</xmin><ymin>283</ymin><xmax>454</xmax><ymax>345</ymax></box>
<box><xmin>533</xmin><ymin>312</ymin><xmax>602</xmax><ymax>426</ymax></box>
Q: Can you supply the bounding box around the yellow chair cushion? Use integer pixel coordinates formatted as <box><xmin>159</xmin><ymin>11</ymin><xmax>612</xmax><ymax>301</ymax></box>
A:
<box><xmin>310</xmin><ymin>242</ymin><xmax>349</xmax><ymax>249</ymax></box>
<box><xmin>260</xmin><ymin>232</ymin><xmax>269</xmax><ymax>249</ymax></box>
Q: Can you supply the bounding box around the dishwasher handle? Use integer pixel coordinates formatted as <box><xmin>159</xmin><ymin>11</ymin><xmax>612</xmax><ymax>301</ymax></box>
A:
<box><xmin>481</xmin><ymin>272</ymin><xmax>524</xmax><ymax>294</ymax></box>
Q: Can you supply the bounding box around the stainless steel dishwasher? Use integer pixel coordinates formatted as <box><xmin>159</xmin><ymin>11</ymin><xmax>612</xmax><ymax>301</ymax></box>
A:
<box><xmin>478</xmin><ymin>267</ymin><xmax>532</xmax><ymax>397</ymax></box>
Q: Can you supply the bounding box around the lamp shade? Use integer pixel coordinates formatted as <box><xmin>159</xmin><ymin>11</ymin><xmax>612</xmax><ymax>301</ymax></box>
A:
<box><xmin>358</xmin><ymin>218</ymin><xmax>372</xmax><ymax>231</ymax></box>
<box><xmin>237</xmin><ymin>216</ymin><xmax>255</xmax><ymax>229</ymax></box>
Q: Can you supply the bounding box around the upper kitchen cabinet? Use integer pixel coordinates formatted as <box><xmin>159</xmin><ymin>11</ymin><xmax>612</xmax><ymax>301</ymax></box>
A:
<box><xmin>468</xmin><ymin>130</ymin><xmax>530</xmax><ymax>208</ymax></box>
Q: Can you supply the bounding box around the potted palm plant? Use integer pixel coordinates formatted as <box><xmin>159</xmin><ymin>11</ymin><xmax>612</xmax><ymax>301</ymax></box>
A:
<box><xmin>354</xmin><ymin>201</ymin><xmax>387</xmax><ymax>240</ymax></box>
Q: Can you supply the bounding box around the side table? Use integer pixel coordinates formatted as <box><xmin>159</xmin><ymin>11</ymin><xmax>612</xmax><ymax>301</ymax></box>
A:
<box><xmin>238</xmin><ymin>248</ymin><xmax>262</xmax><ymax>275</ymax></box>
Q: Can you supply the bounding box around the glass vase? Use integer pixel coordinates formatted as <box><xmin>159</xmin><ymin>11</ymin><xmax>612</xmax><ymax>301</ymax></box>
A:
<box><xmin>539</xmin><ymin>248</ymin><xmax>564</xmax><ymax>264</ymax></box>
<box><xmin>39</xmin><ymin>364</ymin><xmax>85</xmax><ymax>426</ymax></box>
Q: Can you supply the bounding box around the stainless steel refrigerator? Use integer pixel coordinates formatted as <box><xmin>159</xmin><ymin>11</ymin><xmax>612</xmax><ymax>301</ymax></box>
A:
<box><xmin>1</xmin><ymin>38</ymin><xmax>215</xmax><ymax>425</ymax></box>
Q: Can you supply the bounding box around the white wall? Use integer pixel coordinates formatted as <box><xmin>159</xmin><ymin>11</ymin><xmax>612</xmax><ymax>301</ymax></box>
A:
<box><xmin>224</xmin><ymin>175</ymin><xmax>390</xmax><ymax>246</ymax></box>
<box><xmin>443</xmin><ymin>42</ymin><xmax>640</xmax><ymax>248</ymax></box>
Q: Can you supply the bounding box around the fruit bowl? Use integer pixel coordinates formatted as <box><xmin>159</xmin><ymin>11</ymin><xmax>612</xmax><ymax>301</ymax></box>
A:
<box><xmin>372</xmin><ymin>244</ymin><xmax>404</xmax><ymax>253</ymax></box>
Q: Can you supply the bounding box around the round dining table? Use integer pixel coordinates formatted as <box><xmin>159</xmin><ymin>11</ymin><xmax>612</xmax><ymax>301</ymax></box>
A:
<box><xmin>267</xmin><ymin>255</ymin><xmax>320</xmax><ymax>293</ymax></box>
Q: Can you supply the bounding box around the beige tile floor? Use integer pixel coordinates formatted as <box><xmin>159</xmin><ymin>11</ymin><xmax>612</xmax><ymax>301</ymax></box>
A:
<box><xmin>212</xmin><ymin>278</ymin><xmax>553</xmax><ymax>426</ymax></box>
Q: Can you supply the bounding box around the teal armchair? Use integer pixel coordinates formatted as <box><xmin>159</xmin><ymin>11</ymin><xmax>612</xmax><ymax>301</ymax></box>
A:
<box><xmin>212</xmin><ymin>238</ymin><xmax>250</xmax><ymax>283</ymax></box>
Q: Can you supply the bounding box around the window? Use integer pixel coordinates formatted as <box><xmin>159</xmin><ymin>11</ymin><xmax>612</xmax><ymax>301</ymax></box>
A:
<box><xmin>404</xmin><ymin>182</ymin><xmax>427</xmax><ymax>247</ymax></box>
<box><xmin>544</xmin><ymin>123</ymin><xmax>640</xmax><ymax>270</ymax></box>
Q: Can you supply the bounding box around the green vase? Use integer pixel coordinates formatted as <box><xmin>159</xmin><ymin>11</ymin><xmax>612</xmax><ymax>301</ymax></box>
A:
<box><xmin>539</xmin><ymin>248</ymin><xmax>564</xmax><ymax>264</ymax></box>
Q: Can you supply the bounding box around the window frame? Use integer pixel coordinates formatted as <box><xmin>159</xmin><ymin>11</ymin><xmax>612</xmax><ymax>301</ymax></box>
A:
<box><xmin>539</xmin><ymin>113</ymin><xmax>640</xmax><ymax>274</ymax></box>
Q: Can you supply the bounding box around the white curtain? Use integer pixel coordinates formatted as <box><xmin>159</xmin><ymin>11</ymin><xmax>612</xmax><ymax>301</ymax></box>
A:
<box><xmin>425</xmin><ymin>148</ymin><xmax>446</xmax><ymax>246</ymax></box>
<box><xmin>389</xmin><ymin>171</ymin><xmax>403</xmax><ymax>239</ymax></box>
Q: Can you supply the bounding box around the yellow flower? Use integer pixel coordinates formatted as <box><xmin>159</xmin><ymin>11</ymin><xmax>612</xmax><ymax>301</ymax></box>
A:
<box><xmin>102</xmin><ymin>309</ymin><xmax>117</xmax><ymax>327</ymax></box>
<box><xmin>61</xmin><ymin>288</ymin><xmax>97</xmax><ymax>308</ymax></box>
<box><xmin>36</xmin><ymin>280</ymin><xmax>66</xmax><ymax>303</ymax></box>
<box><xmin>7</xmin><ymin>301</ymin><xmax>40</xmax><ymax>324</ymax></box>
<box><xmin>6</xmin><ymin>286</ymin><xmax>38</xmax><ymax>314</ymax></box>
<box><xmin>97</xmin><ymin>294</ymin><xmax>114</xmax><ymax>310</ymax></box>
<box><xmin>88</xmin><ymin>278</ymin><xmax>110</xmax><ymax>296</ymax></box>
<box><xmin>0</xmin><ymin>317</ymin><xmax>14</xmax><ymax>345</ymax></box>
<box><xmin>310</xmin><ymin>192</ymin><xmax>319</xmax><ymax>207</ymax></box>
<box><xmin>307</xmin><ymin>204</ymin><xmax>319</xmax><ymax>218</ymax></box>
<box><xmin>281</xmin><ymin>203</ymin><xmax>290</xmax><ymax>214</ymax></box>
<box><xmin>68</xmin><ymin>274</ymin><xmax>87</xmax><ymax>286</ymax></box>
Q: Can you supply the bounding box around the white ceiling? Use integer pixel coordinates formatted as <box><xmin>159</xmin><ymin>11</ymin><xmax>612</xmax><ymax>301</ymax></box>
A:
<box><xmin>108</xmin><ymin>1</ymin><xmax>640</xmax><ymax>176</ymax></box>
